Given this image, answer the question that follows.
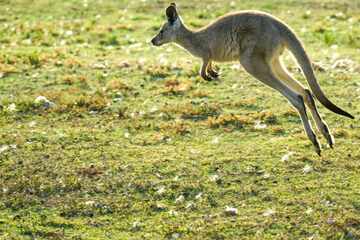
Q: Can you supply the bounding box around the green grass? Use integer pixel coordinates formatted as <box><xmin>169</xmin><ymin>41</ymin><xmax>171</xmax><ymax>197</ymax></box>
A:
<box><xmin>0</xmin><ymin>0</ymin><xmax>360</xmax><ymax>239</ymax></box>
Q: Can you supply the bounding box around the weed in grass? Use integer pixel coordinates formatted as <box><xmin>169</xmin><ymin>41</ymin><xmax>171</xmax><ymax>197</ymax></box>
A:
<box><xmin>207</xmin><ymin>114</ymin><xmax>252</xmax><ymax>129</ymax></box>
<box><xmin>159</xmin><ymin>120</ymin><xmax>191</xmax><ymax>136</ymax></box>
<box><xmin>254</xmin><ymin>110</ymin><xmax>279</xmax><ymax>125</ymax></box>
<box><xmin>162</xmin><ymin>79</ymin><xmax>192</xmax><ymax>95</ymax></box>
<box><xmin>190</xmin><ymin>89</ymin><xmax>210</xmax><ymax>98</ymax></box>
<box><xmin>27</xmin><ymin>52</ymin><xmax>41</xmax><ymax>68</ymax></box>
<box><xmin>161</xmin><ymin>102</ymin><xmax>221</xmax><ymax>120</ymax></box>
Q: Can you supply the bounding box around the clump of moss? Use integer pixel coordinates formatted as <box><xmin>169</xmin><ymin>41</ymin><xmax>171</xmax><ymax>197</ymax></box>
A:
<box><xmin>162</xmin><ymin>102</ymin><xmax>221</xmax><ymax>120</ymax></box>
<box><xmin>254</xmin><ymin>110</ymin><xmax>279</xmax><ymax>125</ymax></box>
<box><xmin>159</xmin><ymin>121</ymin><xmax>191</xmax><ymax>136</ymax></box>
<box><xmin>162</xmin><ymin>79</ymin><xmax>192</xmax><ymax>95</ymax></box>
<box><xmin>207</xmin><ymin>114</ymin><xmax>252</xmax><ymax>129</ymax></box>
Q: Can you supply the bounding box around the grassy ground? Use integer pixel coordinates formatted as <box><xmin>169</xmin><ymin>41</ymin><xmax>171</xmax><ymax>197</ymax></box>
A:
<box><xmin>0</xmin><ymin>0</ymin><xmax>360</xmax><ymax>239</ymax></box>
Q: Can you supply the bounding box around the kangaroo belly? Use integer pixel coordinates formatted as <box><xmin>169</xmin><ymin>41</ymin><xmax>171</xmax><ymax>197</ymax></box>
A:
<box><xmin>212</xmin><ymin>48</ymin><xmax>240</xmax><ymax>62</ymax></box>
<box><xmin>210</xmin><ymin>34</ymin><xmax>240</xmax><ymax>62</ymax></box>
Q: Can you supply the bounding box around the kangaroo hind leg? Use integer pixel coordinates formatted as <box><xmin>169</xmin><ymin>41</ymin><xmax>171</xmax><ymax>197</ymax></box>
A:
<box><xmin>240</xmin><ymin>51</ymin><xmax>321</xmax><ymax>155</ymax></box>
<box><xmin>271</xmin><ymin>57</ymin><xmax>334</xmax><ymax>148</ymax></box>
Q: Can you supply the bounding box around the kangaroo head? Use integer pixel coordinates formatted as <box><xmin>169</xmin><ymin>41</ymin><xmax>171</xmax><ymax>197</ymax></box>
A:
<box><xmin>151</xmin><ymin>3</ymin><xmax>182</xmax><ymax>46</ymax></box>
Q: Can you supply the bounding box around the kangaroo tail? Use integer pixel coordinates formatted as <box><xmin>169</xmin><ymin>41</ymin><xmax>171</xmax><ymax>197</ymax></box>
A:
<box><xmin>279</xmin><ymin>23</ymin><xmax>354</xmax><ymax>119</ymax></box>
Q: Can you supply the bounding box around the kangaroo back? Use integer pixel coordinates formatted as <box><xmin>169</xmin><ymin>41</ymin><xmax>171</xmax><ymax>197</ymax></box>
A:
<box><xmin>278</xmin><ymin>23</ymin><xmax>354</xmax><ymax>119</ymax></box>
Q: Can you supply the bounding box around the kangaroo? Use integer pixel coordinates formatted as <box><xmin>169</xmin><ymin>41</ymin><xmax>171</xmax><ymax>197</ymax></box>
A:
<box><xmin>151</xmin><ymin>3</ymin><xmax>354</xmax><ymax>155</ymax></box>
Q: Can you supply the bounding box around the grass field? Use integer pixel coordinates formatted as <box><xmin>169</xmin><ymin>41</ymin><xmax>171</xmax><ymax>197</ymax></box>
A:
<box><xmin>0</xmin><ymin>0</ymin><xmax>360</xmax><ymax>239</ymax></box>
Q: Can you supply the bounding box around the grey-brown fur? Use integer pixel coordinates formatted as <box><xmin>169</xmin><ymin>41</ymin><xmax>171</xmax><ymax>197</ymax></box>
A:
<box><xmin>151</xmin><ymin>3</ymin><xmax>354</xmax><ymax>155</ymax></box>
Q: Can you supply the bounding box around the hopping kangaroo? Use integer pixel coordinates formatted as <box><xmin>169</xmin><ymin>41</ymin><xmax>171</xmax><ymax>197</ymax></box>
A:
<box><xmin>151</xmin><ymin>3</ymin><xmax>354</xmax><ymax>155</ymax></box>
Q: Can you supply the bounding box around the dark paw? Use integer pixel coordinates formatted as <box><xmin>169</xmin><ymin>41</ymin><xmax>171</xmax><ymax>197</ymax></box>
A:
<box><xmin>209</xmin><ymin>70</ymin><xmax>219</xmax><ymax>78</ymax></box>
<box><xmin>314</xmin><ymin>144</ymin><xmax>321</xmax><ymax>156</ymax></box>
<box><xmin>313</xmin><ymin>138</ymin><xmax>322</xmax><ymax>156</ymax></box>
<box><xmin>322</xmin><ymin>125</ymin><xmax>335</xmax><ymax>149</ymax></box>
<box><xmin>328</xmin><ymin>136</ymin><xmax>335</xmax><ymax>149</ymax></box>
<box><xmin>316</xmin><ymin>149</ymin><xmax>321</xmax><ymax>157</ymax></box>
<box><xmin>202</xmin><ymin>74</ymin><xmax>214</xmax><ymax>81</ymax></box>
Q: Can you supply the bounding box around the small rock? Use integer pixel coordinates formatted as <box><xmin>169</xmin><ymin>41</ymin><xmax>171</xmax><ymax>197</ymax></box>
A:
<box><xmin>23</xmin><ymin>38</ymin><xmax>32</xmax><ymax>45</ymax></box>
<box><xmin>185</xmin><ymin>202</ymin><xmax>194</xmax><ymax>209</ymax></box>
<box><xmin>211</xmin><ymin>136</ymin><xmax>220</xmax><ymax>144</ymax></box>
<box><xmin>303</xmin><ymin>164</ymin><xmax>313</xmax><ymax>174</ymax></box>
<box><xmin>156</xmin><ymin>186</ymin><xmax>165</xmax><ymax>195</ymax></box>
<box><xmin>158</xmin><ymin>54</ymin><xmax>168</xmax><ymax>65</ymax></box>
<box><xmin>118</xmin><ymin>60</ymin><xmax>130</xmax><ymax>68</ymax></box>
<box><xmin>29</xmin><ymin>121</ymin><xmax>37</xmax><ymax>127</ymax></box>
<box><xmin>189</xmin><ymin>148</ymin><xmax>200</xmax><ymax>155</ymax></box>
<box><xmin>168</xmin><ymin>210</ymin><xmax>178</xmax><ymax>216</ymax></box>
<box><xmin>254</xmin><ymin>120</ymin><xmax>267</xmax><ymax>129</ymax></box>
<box><xmin>263</xmin><ymin>209</ymin><xmax>275</xmax><ymax>217</ymax></box>
<box><xmin>0</xmin><ymin>145</ymin><xmax>10</xmax><ymax>154</ymax></box>
<box><xmin>153</xmin><ymin>203</ymin><xmax>167</xmax><ymax>211</ymax></box>
<box><xmin>320</xmin><ymin>199</ymin><xmax>332</xmax><ymax>207</ymax></box>
<box><xmin>65</xmin><ymin>30</ymin><xmax>73</xmax><ymax>36</ymax></box>
<box><xmin>195</xmin><ymin>192</ymin><xmax>203</xmax><ymax>200</ymax></box>
<box><xmin>327</xmin><ymin>218</ymin><xmax>335</xmax><ymax>225</ymax></box>
<box><xmin>331</xmin><ymin>58</ymin><xmax>358</xmax><ymax>72</ymax></box>
<box><xmin>224</xmin><ymin>206</ymin><xmax>238</xmax><ymax>216</ymax></box>
<box><xmin>34</xmin><ymin>96</ymin><xmax>55</xmax><ymax>109</ymax></box>
<box><xmin>85</xmin><ymin>200</ymin><xmax>95</xmax><ymax>206</ymax></box>
<box><xmin>281</xmin><ymin>152</ymin><xmax>294</xmax><ymax>162</ymax></box>
<box><xmin>175</xmin><ymin>195</ymin><xmax>184</xmax><ymax>204</ymax></box>
<box><xmin>137</xmin><ymin>58</ymin><xmax>146</xmax><ymax>68</ymax></box>
<box><xmin>149</xmin><ymin>106</ymin><xmax>158</xmax><ymax>113</ymax></box>
<box><xmin>209</xmin><ymin>174</ymin><xmax>219</xmax><ymax>182</ymax></box>
<box><xmin>131</xmin><ymin>221</ymin><xmax>142</xmax><ymax>231</ymax></box>
<box><xmin>7</xmin><ymin>103</ymin><xmax>17</xmax><ymax>112</ymax></box>
<box><xmin>263</xmin><ymin>173</ymin><xmax>271</xmax><ymax>179</ymax></box>
<box><xmin>305</xmin><ymin>208</ymin><xmax>313</xmax><ymax>215</ymax></box>
<box><xmin>91</xmin><ymin>62</ymin><xmax>107</xmax><ymax>69</ymax></box>
<box><xmin>170</xmin><ymin>233</ymin><xmax>181</xmax><ymax>240</ymax></box>
<box><xmin>230</xmin><ymin>64</ymin><xmax>241</xmax><ymax>70</ymax></box>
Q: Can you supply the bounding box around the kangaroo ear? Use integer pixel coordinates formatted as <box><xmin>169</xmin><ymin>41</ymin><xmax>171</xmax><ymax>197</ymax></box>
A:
<box><xmin>166</xmin><ymin>3</ymin><xmax>178</xmax><ymax>24</ymax></box>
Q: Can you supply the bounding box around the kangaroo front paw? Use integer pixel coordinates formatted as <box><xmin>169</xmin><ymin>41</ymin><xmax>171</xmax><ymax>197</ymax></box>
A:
<box><xmin>209</xmin><ymin>70</ymin><xmax>219</xmax><ymax>78</ymax></box>
<box><xmin>201</xmin><ymin>74</ymin><xmax>213</xmax><ymax>81</ymax></box>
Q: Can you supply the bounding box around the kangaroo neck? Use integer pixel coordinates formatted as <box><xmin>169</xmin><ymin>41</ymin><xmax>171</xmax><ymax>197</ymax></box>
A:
<box><xmin>175</xmin><ymin>25</ymin><xmax>206</xmax><ymax>58</ymax></box>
